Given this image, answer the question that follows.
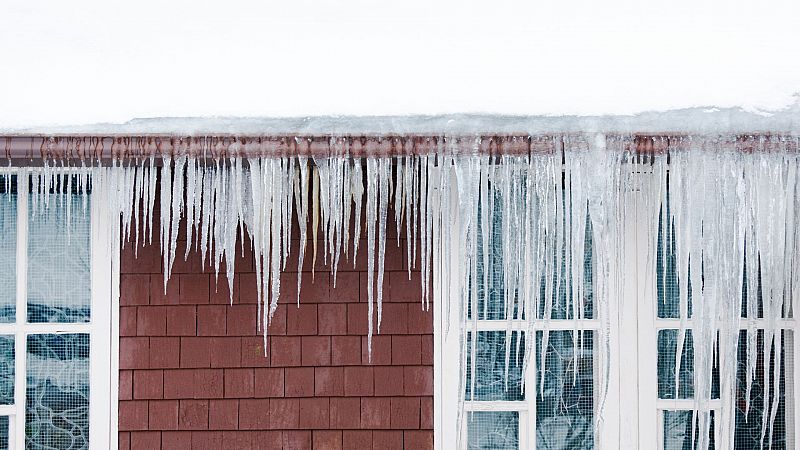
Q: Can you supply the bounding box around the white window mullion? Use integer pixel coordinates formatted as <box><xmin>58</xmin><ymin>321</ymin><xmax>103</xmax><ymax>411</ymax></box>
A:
<box><xmin>14</xmin><ymin>169</ymin><xmax>28</xmax><ymax>449</ymax></box>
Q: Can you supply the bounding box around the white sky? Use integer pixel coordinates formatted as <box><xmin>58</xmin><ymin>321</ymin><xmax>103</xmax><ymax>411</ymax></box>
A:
<box><xmin>1</xmin><ymin>0</ymin><xmax>799</xmax><ymax>129</ymax></box>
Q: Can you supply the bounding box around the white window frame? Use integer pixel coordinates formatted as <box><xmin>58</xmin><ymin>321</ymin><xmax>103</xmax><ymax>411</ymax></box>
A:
<box><xmin>434</xmin><ymin>168</ymin><xmax>800</xmax><ymax>450</ymax></box>
<box><xmin>0</xmin><ymin>168</ymin><xmax>119</xmax><ymax>449</ymax></box>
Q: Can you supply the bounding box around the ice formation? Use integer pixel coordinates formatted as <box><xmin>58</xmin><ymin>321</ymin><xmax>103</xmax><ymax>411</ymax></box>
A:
<box><xmin>5</xmin><ymin>133</ymin><xmax>799</xmax><ymax>447</ymax></box>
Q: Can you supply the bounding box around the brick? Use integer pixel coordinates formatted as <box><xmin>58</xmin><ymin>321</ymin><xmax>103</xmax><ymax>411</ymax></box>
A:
<box><xmin>390</xmin><ymin>397</ymin><xmax>420</xmax><ymax>429</ymax></box>
<box><xmin>360</xmin><ymin>397</ymin><xmax>390</xmax><ymax>429</ymax></box>
<box><xmin>137</xmin><ymin>306</ymin><xmax>167</xmax><ymax>335</ymax></box>
<box><xmin>226</xmin><ymin>304</ymin><xmax>256</xmax><ymax>335</ymax></box>
<box><xmin>166</xmin><ymin>306</ymin><xmax>196</xmax><ymax>336</ymax></box>
<box><xmin>120</xmin><ymin>337</ymin><xmax>149</xmax><ymax>370</ymax></box>
<box><xmin>329</xmin><ymin>272</ymin><xmax>359</xmax><ymax>302</ymax></box>
<box><xmin>254</xmin><ymin>368</ymin><xmax>284</xmax><ymax>397</ymax></box>
<box><xmin>209</xmin><ymin>399</ymin><xmax>239</xmax><ymax>430</ymax></box>
<box><xmin>130</xmin><ymin>431</ymin><xmax>161</xmax><ymax>450</ymax></box>
<box><xmin>178</xmin><ymin>400</ymin><xmax>209</xmax><ymax>430</ymax></box>
<box><xmin>163</xmin><ymin>370</ymin><xmax>194</xmax><ymax>399</ymax></box>
<box><xmin>251</xmin><ymin>431</ymin><xmax>283</xmax><ymax>449</ymax></box>
<box><xmin>420</xmin><ymin>334</ymin><xmax>433</xmax><ymax>365</ymax></box>
<box><xmin>298</xmin><ymin>398</ymin><xmax>329</xmax><ymax>429</ymax></box>
<box><xmin>389</xmin><ymin>271</ymin><xmax>422</xmax><ymax>303</ymax></box>
<box><xmin>222</xmin><ymin>431</ymin><xmax>252</xmax><ymax>450</ymax></box>
<box><xmin>285</xmin><ymin>367</ymin><xmax>314</xmax><ymax>397</ymax></box>
<box><xmin>301</xmin><ymin>336</ymin><xmax>330</xmax><ymax>366</ymax></box>
<box><xmin>343</xmin><ymin>367</ymin><xmax>373</xmax><ymax>396</ymax></box>
<box><xmin>149</xmin><ymin>400</ymin><xmax>179</xmax><ymax>430</ymax></box>
<box><xmin>405</xmin><ymin>431</ymin><xmax>433</xmax><ymax>450</ymax></box>
<box><xmin>133</xmin><ymin>370</ymin><xmax>163</xmax><ymax>399</ymax></box>
<box><xmin>267</xmin><ymin>304</ymin><xmax>287</xmax><ymax>335</ymax></box>
<box><xmin>119</xmin><ymin>432</ymin><xmax>130</xmax><ymax>450</ymax></box>
<box><xmin>408</xmin><ymin>304</ymin><xmax>433</xmax><ymax>334</ymax></box>
<box><xmin>149</xmin><ymin>337</ymin><xmax>180</xmax><ymax>369</ymax></box>
<box><xmin>288</xmin><ymin>272</ymin><xmax>329</xmax><ymax>303</ymax></box>
<box><xmin>379</xmin><ymin>303</ymin><xmax>408</xmax><ymax>334</ymax></box>
<box><xmin>224</xmin><ymin>368</ymin><xmax>254</xmax><ymax>398</ymax></box>
<box><xmin>197</xmin><ymin>305</ymin><xmax>227</xmax><ymax>336</ymax></box>
<box><xmin>392</xmin><ymin>335</ymin><xmax>421</xmax><ymax>365</ymax></box>
<box><xmin>317</xmin><ymin>304</ymin><xmax>347</xmax><ymax>335</ymax></box>
<box><xmin>283</xmin><ymin>431</ymin><xmax>311</xmax><ymax>450</ymax></box>
<box><xmin>121</xmin><ymin>274</ymin><xmax>150</xmax><ymax>305</ymax></box>
<box><xmin>286</xmin><ymin>304</ymin><xmax>317</xmax><ymax>335</ymax></box>
<box><xmin>314</xmin><ymin>367</ymin><xmax>344</xmax><ymax>396</ymax></box>
<box><xmin>313</xmin><ymin>430</ymin><xmax>342</xmax><ymax>450</ymax></box>
<box><xmin>362</xmin><ymin>335</ymin><xmax>391</xmax><ymax>365</ymax></box>
<box><xmin>151</xmin><ymin>274</ymin><xmax>180</xmax><ymax>305</ymax></box>
<box><xmin>420</xmin><ymin>397</ymin><xmax>433</xmax><ymax>429</ymax></box>
<box><xmin>241</xmin><ymin>336</ymin><xmax>271</xmax><ymax>367</ymax></box>
<box><xmin>374</xmin><ymin>367</ymin><xmax>404</xmax><ymax>396</ymax></box>
<box><xmin>180</xmin><ymin>337</ymin><xmax>211</xmax><ymax>368</ymax></box>
<box><xmin>193</xmin><ymin>369</ymin><xmax>224</xmax><ymax>399</ymax></box>
<box><xmin>342</xmin><ymin>431</ymin><xmax>371</xmax><ymax>450</ymax></box>
<box><xmin>161</xmin><ymin>431</ymin><xmax>192</xmax><ymax>450</ymax></box>
<box><xmin>238</xmin><ymin>273</ymin><xmax>258</xmax><ymax>304</ymax></box>
<box><xmin>119</xmin><ymin>370</ymin><xmax>133</xmax><ymax>401</ymax></box>
<box><xmin>330</xmin><ymin>398</ymin><xmax>360</xmax><ymax>429</ymax></box>
<box><xmin>120</xmin><ymin>307</ymin><xmax>137</xmax><ymax>336</ymax></box>
<box><xmin>404</xmin><ymin>366</ymin><xmax>433</xmax><ymax>396</ymax></box>
<box><xmin>346</xmin><ymin>303</ymin><xmax>370</xmax><ymax>335</ymax></box>
<box><xmin>191</xmin><ymin>431</ymin><xmax>223</xmax><ymax>450</ymax></box>
<box><xmin>269</xmin><ymin>398</ymin><xmax>299</xmax><ymax>429</ymax></box>
<box><xmin>209</xmin><ymin>337</ymin><xmax>242</xmax><ymax>368</ymax></box>
<box><xmin>121</xmin><ymin>242</ymin><xmax>161</xmax><ymax>274</ymax></box>
<box><xmin>270</xmin><ymin>336</ymin><xmax>301</xmax><ymax>366</ymax></box>
<box><xmin>331</xmin><ymin>336</ymin><xmax>361</xmax><ymax>366</ymax></box>
<box><xmin>119</xmin><ymin>401</ymin><xmax>148</xmax><ymax>430</ymax></box>
<box><xmin>211</xmin><ymin>276</ymin><xmax>239</xmax><ymax>304</ymax></box>
<box><xmin>180</xmin><ymin>274</ymin><xmax>210</xmax><ymax>304</ymax></box>
<box><xmin>239</xmin><ymin>399</ymin><xmax>270</xmax><ymax>429</ymax></box>
<box><xmin>373</xmin><ymin>431</ymin><xmax>403</xmax><ymax>450</ymax></box>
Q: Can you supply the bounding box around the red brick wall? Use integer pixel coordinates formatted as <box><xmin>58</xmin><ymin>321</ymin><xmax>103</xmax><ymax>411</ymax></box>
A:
<box><xmin>117</xmin><ymin>204</ymin><xmax>434</xmax><ymax>450</ymax></box>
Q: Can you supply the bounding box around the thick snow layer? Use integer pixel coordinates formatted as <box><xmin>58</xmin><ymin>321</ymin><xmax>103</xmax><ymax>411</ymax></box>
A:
<box><xmin>4</xmin><ymin>104</ymin><xmax>800</xmax><ymax>136</ymax></box>
<box><xmin>2</xmin><ymin>0</ymin><xmax>799</xmax><ymax>128</ymax></box>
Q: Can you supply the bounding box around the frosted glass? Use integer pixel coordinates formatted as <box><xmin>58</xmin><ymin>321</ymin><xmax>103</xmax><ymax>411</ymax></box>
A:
<box><xmin>27</xmin><ymin>192</ymin><xmax>91</xmax><ymax>323</ymax></box>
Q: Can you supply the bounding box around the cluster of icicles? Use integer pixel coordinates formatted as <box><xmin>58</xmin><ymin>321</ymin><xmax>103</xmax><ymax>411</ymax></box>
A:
<box><xmin>14</xmin><ymin>134</ymin><xmax>800</xmax><ymax>448</ymax></box>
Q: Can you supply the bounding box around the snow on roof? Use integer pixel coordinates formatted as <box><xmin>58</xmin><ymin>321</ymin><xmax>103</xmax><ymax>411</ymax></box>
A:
<box><xmin>3</xmin><ymin>104</ymin><xmax>800</xmax><ymax>137</ymax></box>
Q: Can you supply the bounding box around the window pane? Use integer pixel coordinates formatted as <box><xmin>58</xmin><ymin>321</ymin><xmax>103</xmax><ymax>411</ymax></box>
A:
<box><xmin>467</xmin><ymin>411</ymin><xmax>519</xmax><ymax>450</ymax></box>
<box><xmin>0</xmin><ymin>336</ymin><xmax>13</xmax><ymax>405</ymax></box>
<box><xmin>535</xmin><ymin>330</ymin><xmax>594</xmax><ymax>449</ymax></box>
<box><xmin>735</xmin><ymin>330</ymin><xmax>787</xmax><ymax>449</ymax></box>
<box><xmin>663</xmin><ymin>410</ymin><xmax>715</xmax><ymax>450</ymax></box>
<box><xmin>0</xmin><ymin>175</ymin><xmax>16</xmax><ymax>323</ymax></box>
<box><xmin>27</xmin><ymin>188</ymin><xmax>91</xmax><ymax>323</ymax></box>
<box><xmin>657</xmin><ymin>329</ymin><xmax>720</xmax><ymax>400</ymax></box>
<box><xmin>465</xmin><ymin>331</ymin><xmax>524</xmax><ymax>401</ymax></box>
<box><xmin>26</xmin><ymin>333</ymin><xmax>90</xmax><ymax>449</ymax></box>
<box><xmin>0</xmin><ymin>415</ymin><xmax>8</xmax><ymax>450</ymax></box>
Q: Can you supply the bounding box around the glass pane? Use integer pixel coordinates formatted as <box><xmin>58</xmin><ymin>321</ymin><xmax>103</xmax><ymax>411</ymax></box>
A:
<box><xmin>734</xmin><ymin>330</ymin><xmax>787</xmax><ymax>449</ymax></box>
<box><xmin>0</xmin><ymin>175</ymin><xmax>16</xmax><ymax>323</ymax></box>
<box><xmin>465</xmin><ymin>331</ymin><xmax>524</xmax><ymax>401</ymax></box>
<box><xmin>663</xmin><ymin>410</ymin><xmax>715</xmax><ymax>450</ymax></box>
<box><xmin>0</xmin><ymin>336</ymin><xmax>13</xmax><ymax>405</ymax></box>
<box><xmin>0</xmin><ymin>416</ymin><xmax>8</xmax><ymax>450</ymax></box>
<box><xmin>27</xmin><ymin>187</ymin><xmax>91</xmax><ymax>323</ymax></box>
<box><xmin>535</xmin><ymin>330</ymin><xmax>594</xmax><ymax>449</ymax></box>
<box><xmin>467</xmin><ymin>411</ymin><xmax>519</xmax><ymax>450</ymax></box>
<box><xmin>658</xmin><ymin>329</ymin><xmax>720</xmax><ymax>400</ymax></box>
<box><xmin>26</xmin><ymin>333</ymin><xmax>90</xmax><ymax>450</ymax></box>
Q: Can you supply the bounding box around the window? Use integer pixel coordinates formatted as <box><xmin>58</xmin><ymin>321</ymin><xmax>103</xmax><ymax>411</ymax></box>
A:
<box><xmin>434</xmin><ymin>170</ymin><xmax>798</xmax><ymax>450</ymax></box>
<box><xmin>0</xmin><ymin>171</ymin><xmax>118</xmax><ymax>449</ymax></box>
